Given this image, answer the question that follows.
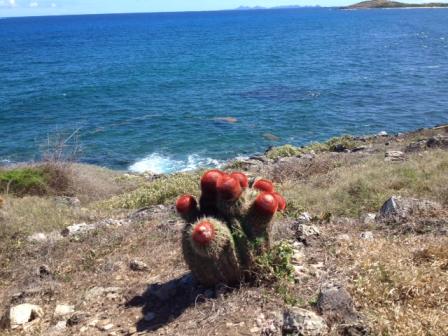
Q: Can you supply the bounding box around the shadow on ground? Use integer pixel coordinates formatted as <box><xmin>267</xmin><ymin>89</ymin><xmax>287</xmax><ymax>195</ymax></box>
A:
<box><xmin>125</xmin><ymin>273</ymin><xmax>218</xmax><ymax>332</ymax></box>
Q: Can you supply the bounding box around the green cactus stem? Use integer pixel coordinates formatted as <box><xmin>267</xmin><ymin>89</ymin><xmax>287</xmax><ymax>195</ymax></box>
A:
<box><xmin>182</xmin><ymin>218</ymin><xmax>242</xmax><ymax>286</ymax></box>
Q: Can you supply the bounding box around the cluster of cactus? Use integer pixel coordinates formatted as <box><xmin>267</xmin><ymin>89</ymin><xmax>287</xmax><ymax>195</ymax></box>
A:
<box><xmin>176</xmin><ymin>169</ymin><xmax>286</xmax><ymax>286</ymax></box>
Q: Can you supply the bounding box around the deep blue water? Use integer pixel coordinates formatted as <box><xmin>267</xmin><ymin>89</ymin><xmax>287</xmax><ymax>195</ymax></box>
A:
<box><xmin>1</xmin><ymin>8</ymin><xmax>448</xmax><ymax>173</ymax></box>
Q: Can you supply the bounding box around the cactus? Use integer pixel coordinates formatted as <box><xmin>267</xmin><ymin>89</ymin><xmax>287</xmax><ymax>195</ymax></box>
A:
<box><xmin>175</xmin><ymin>169</ymin><xmax>286</xmax><ymax>286</ymax></box>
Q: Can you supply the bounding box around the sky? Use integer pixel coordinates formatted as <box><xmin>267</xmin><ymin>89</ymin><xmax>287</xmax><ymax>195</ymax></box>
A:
<box><xmin>0</xmin><ymin>0</ymin><xmax>434</xmax><ymax>17</ymax></box>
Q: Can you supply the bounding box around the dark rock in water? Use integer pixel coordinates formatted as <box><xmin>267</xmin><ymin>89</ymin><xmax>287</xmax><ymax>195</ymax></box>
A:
<box><xmin>316</xmin><ymin>283</ymin><xmax>359</xmax><ymax>324</ymax></box>
<box><xmin>263</xmin><ymin>133</ymin><xmax>280</xmax><ymax>141</ymax></box>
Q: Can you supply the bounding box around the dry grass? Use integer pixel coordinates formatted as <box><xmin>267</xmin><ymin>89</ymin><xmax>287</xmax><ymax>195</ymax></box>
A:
<box><xmin>66</xmin><ymin>163</ymin><xmax>145</xmax><ymax>203</ymax></box>
<box><xmin>100</xmin><ymin>171</ymin><xmax>202</xmax><ymax>209</ymax></box>
<box><xmin>337</xmin><ymin>235</ymin><xmax>448</xmax><ymax>335</ymax></box>
<box><xmin>279</xmin><ymin>150</ymin><xmax>448</xmax><ymax>217</ymax></box>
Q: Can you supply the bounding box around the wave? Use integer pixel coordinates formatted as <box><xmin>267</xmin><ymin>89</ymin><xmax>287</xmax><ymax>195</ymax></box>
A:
<box><xmin>128</xmin><ymin>153</ymin><xmax>222</xmax><ymax>174</ymax></box>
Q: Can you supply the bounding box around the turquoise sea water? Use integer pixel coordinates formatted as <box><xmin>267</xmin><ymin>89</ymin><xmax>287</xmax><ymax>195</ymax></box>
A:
<box><xmin>1</xmin><ymin>8</ymin><xmax>447</xmax><ymax>173</ymax></box>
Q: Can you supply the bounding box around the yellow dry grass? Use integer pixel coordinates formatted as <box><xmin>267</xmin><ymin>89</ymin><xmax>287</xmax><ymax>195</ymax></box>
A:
<box><xmin>338</xmin><ymin>235</ymin><xmax>448</xmax><ymax>335</ymax></box>
<box><xmin>279</xmin><ymin>150</ymin><xmax>448</xmax><ymax>217</ymax></box>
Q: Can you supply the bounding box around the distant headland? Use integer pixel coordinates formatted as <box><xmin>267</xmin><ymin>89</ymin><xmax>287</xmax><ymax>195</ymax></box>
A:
<box><xmin>344</xmin><ymin>0</ymin><xmax>448</xmax><ymax>9</ymax></box>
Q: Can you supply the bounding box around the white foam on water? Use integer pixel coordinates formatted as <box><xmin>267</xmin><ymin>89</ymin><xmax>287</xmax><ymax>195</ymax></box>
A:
<box><xmin>129</xmin><ymin>153</ymin><xmax>222</xmax><ymax>174</ymax></box>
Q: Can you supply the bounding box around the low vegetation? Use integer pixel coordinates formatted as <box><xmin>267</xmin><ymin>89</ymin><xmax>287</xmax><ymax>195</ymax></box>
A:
<box><xmin>279</xmin><ymin>150</ymin><xmax>448</xmax><ymax>217</ymax></box>
<box><xmin>0</xmin><ymin>164</ymin><xmax>70</xmax><ymax>196</ymax></box>
<box><xmin>266</xmin><ymin>135</ymin><xmax>360</xmax><ymax>159</ymax></box>
<box><xmin>100</xmin><ymin>171</ymin><xmax>202</xmax><ymax>209</ymax></box>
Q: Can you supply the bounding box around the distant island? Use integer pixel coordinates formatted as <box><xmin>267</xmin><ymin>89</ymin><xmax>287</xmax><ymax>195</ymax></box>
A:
<box><xmin>344</xmin><ymin>0</ymin><xmax>448</xmax><ymax>9</ymax></box>
<box><xmin>235</xmin><ymin>5</ymin><xmax>321</xmax><ymax>10</ymax></box>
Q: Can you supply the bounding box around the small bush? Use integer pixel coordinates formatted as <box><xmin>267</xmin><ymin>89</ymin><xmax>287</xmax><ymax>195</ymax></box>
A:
<box><xmin>266</xmin><ymin>136</ymin><xmax>360</xmax><ymax>160</ymax></box>
<box><xmin>0</xmin><ymin>164</ymin><xmax>70</xmax><ymax>196</ymax></box>
<box><xmin>266</xmin><ymin>145</ymin><xmax>302</xmax><ymax>160</ymax></box>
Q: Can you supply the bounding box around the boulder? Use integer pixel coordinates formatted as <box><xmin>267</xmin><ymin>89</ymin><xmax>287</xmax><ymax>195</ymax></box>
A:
<box><xmin>296</xmin><ymin>224</ymin><xmax>320</xmax><ymax>246</ymax></box>
<box><xmin>384</xmin><ymin>151</ymin><xmax>404</xmax><ymax>162</ymax></box>
<box><xmin>283</xmin><ymin>308</ymin><xmax>328</xmax><ymax>336</ymax></box>
<box><xmin>53</xmin><ymin>304</ymin><xmax>74</xmax><ymax>317</ymax></box>
<box><xmin>7</xmin><ymin>303</ymin><xmax>44</xmax><ymax>329</ymax></box>
<box><xmin>378</xmin><ymin>196</ymin><xmax>441</xmax><ymax>220</ymax></box>
<box><xmin>316</xmin><ymin>283</ymin><xmax>359</xmax><ymax>324</ymax></box>
<box><xmin>61</xmin><ymin>223</ymin><xmax>96</xmax><ymax>237</ymax></box>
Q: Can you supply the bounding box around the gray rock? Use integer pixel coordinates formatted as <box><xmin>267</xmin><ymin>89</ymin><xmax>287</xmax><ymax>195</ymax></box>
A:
<box><xmin>296</xmin><ymin>224</ymin><xmax>320</xmax><ymax>246</ymax></box>
<box><xmin>67</xmin><ymin>312</ymin><xmax>88</xmax><ymax>326</ymax></box>
<box><xmin>55</xmin><ymin>196</ymin><xmax>81</xmax><ymax>208</ymax></box>
<box><xmin>297</xmin><ymin>212</ymin><xmax>312</xmax><ymax>223</ymax></box>
<box><xmin>378</xmin><ymin>196</ymin><xmax>441</xmax><ymax>220</ymax></box>
<box><xmin>48</xmin><ymin>320</ymin><xmax>67</xmax><ymax>335</ymax></box>
<box><xmin>53</xmin><ymin>304</ymin><xmax>74</xmax><ymax>318</ymax></box>
<box><xmin>316</xmin><ymin>283</ymin><xmax>359</xmax><ymax>324</ymax></box>
<box><xmin>27</xmin><ymin>232</ymin><xmax>48</xmax><ymax>243</ymax></box>
<box><xmin>385</xmin><ymin>151</ymin><xmax>404</xmax><ymax>162</ymax></box>
<box><xmin>361</xmin><ymin>213</ymin><xmax>376</xmax><ymax>225</ymax></box>
<box><xmin>61</xmin><ymin>223</ymin><xmax>96</xmax><ymax>237</ymax></box>
<box><xmin>359</xmin><ymin>231</ymin><xmax>374</xmax><ymax>241</ymax></box>
<box><xmin>7</xmin><ymin>303</ymin><xmax>44</xmax><ymax>329</ymax></box>
<box><xmin>85</xmin><ymin>287</ymin><xmax>122</xmax><ymax>300</ymax></box>
<box><xmin>337</xmin><ymin>234</ymin><xmax>351</xmax><ymax>242</ymax></box>
<box><xmin>129</xmin><ymin>259</ymin><xmax>149</xmax><ymax>272</ymax></box>
<box><xmin>283</xmin><ymin>308</ymin><xmax>328</xmax><ymax>336</ymax></box>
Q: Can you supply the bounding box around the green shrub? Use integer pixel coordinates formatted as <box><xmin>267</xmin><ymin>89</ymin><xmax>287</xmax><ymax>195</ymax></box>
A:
<box><xmin>0</xmin><ymin>164</ymin><xmax>70</xmax><ymax>196</ymax></box>
<box><xmin>266</xmin><ymin>145</ymin><xmax>302</xmax><ymax>160</ymax></box>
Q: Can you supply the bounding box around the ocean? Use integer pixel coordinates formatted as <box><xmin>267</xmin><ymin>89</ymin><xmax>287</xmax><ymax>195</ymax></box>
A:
<box><xmin>1</xmin><ymin>8</ymin><xmax>447</xmax><ymax>173</ymax></box>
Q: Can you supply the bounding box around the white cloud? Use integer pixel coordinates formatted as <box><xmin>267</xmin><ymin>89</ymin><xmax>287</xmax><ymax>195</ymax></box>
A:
<box><xmin>51</xmin><ymin>2</ymin><xmax>56</xmax><ymax>8</ymax></box>
<box><xmin>29</xmin><ymin>1</ymin><xmax>38</xmax><ymax>7</ymax></box>
<box><xmin>0</xmin><ymin>0</ymin><xmax>16</xmax><ymax>7</ymax></box>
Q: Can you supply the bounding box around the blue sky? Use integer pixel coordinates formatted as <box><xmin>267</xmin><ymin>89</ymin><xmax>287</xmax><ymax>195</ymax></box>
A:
<box><xmin>0</xmin><ymin>0</ymin><xmax>433</xmax><ymax>17</ymax></box>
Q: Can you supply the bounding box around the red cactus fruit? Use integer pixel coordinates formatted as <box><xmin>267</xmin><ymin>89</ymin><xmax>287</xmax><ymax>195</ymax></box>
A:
<box><xmin>272</xmin><ymin>192</ymin><xmax>286</xmax><ymax>211</ymax></box>
<box><xmin>253</xmin><ymin>179</ymin><xmax>274</xmax><ymax>193</ymax></box>
<box><xmin>230</xmin><ymin>172</ymin><xmax>249</xmax><ymax>188</ymax></box>
<box><xmin>216</xmin><ymin>174</ymin><xmax>243</xmax><ymax>201</ymax></box>
<box><xmin>192</xmin><ymin>220</ymin><xmax>215</xmax><ymax>245</ymax></box>
<box><xmin>201</xmin><ymin>169</ymin><xmax>224</xmax><ymax>194</ymax></box>
<box><xmin>176</xmin><ymin>194</ymin><xmax>197</xmax><ymax>215</ymax></box>
<box><xmin>254</xmin><ymin>192</ymin><xmax>278</xmax><ymax>216</ymax></box>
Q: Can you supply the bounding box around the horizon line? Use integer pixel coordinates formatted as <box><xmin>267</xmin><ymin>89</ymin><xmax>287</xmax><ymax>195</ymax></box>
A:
<box><xmin>0</xmin><ymin>6</ymin><xmax>331</xmax><ymax>19</ymax></box>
